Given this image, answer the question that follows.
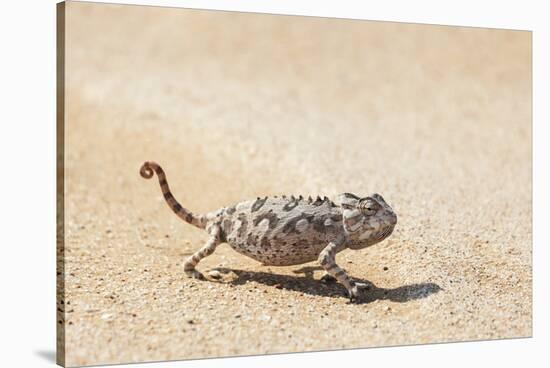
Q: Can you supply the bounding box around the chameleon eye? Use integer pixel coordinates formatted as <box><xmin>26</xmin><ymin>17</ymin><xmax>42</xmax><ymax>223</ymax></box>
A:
<box><xmin>358</xmin><ymin>198</ymin><xmax>378</xmax><ymax>215</ymax></box>
<box><xmin>362</xmin><ymin>207</ymin><xmax>376</xmax><ymax>215</ymax></box>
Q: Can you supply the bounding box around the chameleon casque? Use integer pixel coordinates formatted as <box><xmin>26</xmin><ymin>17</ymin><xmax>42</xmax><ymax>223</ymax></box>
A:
<box><xmin>140</xmin><ymin>161</ymin><xmax>397</xmax><ymax>301</ymax></box>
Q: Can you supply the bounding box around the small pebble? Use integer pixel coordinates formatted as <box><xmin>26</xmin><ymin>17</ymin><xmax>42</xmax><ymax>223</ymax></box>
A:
<box><xmin>383</xmin><ymin>266</ymin><xmax>388</xmax><ymax>271</ymax></box>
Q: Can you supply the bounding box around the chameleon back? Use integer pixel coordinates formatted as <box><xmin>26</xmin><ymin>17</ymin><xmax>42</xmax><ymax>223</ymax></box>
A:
<box><xmin>220</xmin><ymin>196</ymin><xmax>344</xmax><ymax>266</ymax></box>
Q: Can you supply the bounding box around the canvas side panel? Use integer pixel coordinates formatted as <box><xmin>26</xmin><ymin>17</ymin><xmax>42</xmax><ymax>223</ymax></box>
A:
<box><xmin>56</xmin><ymin>2</ymin><xmax>66</xmax><ymax>367</ymax></box>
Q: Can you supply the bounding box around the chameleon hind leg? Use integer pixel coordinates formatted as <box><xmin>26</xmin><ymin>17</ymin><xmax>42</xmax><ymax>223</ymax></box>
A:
<box><xmin>183</xmin><ymin>225</ymin><xmax>221</xmax><ymax>280</ymax></box>
<box><xmin>318</xmin><ymin>239</ymin><xmax>361</xmax><ymax>302</ymax></box>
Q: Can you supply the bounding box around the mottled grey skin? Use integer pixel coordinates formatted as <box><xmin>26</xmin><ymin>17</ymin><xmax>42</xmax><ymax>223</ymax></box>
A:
<box><xmin>219</xmin><ymin>194</ymin><xmax>395</xmax><ymax>265</ymax></box>
<box><xmin>140</xmin><ymin>161</ymin><xmax>397</xmax><ymax>302</ymax></box>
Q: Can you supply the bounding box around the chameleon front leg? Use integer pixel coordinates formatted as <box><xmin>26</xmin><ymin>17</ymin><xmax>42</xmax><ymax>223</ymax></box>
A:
<box><xmin>321</xmin><ymin>272</ymin><xmax>370</xmax><ymax>289</ymax></box>
<box><xmin>183</xmin><ymin>225</ymin><xmax>221</xmax><ymax>280</ymax></box>
<box><xmin>318</xmin><ymin>239</ymin><xmax>360</xmax><ymax>302</ymax></box>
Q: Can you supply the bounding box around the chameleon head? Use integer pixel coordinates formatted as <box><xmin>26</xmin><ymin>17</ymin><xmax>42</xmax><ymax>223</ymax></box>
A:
<box><xmin>337</xmin><ymin>192</ymin><xmax>397</xmax><ymax>248</ymax></box>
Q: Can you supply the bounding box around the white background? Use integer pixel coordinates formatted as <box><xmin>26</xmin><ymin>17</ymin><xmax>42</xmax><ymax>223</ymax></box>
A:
<box><xmin>0</xmin><ymin>0</ymin><xmax>547</xmax><ymax>367</ymax></box>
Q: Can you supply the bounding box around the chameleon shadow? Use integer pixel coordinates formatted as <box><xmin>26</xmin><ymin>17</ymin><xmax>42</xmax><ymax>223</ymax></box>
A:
<box><xmin>215</xmin><ymin>267</ymin><xmax>441</xmax><ymax>304</ymax></box>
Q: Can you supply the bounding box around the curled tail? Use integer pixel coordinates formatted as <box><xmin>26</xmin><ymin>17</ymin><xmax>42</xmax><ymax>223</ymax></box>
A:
<box><xmin>140</xmin><ymin>161</ymin><xmax>206</xmax><ymax>229</ymax></box>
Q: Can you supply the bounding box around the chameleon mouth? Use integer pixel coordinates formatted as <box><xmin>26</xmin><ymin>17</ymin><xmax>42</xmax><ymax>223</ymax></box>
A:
<box><xmin>376</xmin><ymin>226</ymin><xmax>394</xmax><ymax>241</ymax></box>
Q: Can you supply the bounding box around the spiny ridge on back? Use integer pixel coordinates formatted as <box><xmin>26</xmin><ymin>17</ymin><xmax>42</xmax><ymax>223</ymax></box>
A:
<box><xmin>268</xmin><ymin>194</ymin><xmax>336</xmax><ymax>207</ymax></box>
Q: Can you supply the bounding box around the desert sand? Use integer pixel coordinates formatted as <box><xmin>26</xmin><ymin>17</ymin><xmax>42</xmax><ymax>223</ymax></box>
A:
<box><xmin>58</xmin><ymin>2</ymin><xmax>532</xmax><ymax>366</ymax></box>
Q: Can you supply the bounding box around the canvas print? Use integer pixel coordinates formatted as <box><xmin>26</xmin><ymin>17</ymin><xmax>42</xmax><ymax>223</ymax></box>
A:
<box><xmin>56</xmin><ymin>1</ymin><xmax>532</xmax><ymax>366</ymax></box>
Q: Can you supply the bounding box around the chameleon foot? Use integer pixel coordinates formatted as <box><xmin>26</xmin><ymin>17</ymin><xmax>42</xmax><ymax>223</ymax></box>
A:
<box><xmin>347</xmin><ymin>284</ymin><xmax>360</xmax><ymax>303</ymax></box>
<box><xmin>185</xmin><ymin>269</ymin><xmax>205</xmax><ymax>280</ymax></box>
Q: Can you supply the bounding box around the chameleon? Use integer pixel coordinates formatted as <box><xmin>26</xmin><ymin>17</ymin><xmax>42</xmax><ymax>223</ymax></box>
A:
<box><xmin>140</xmin><ymin>161</ymin><xmax>397</xmax><ymax>301</ymax></box>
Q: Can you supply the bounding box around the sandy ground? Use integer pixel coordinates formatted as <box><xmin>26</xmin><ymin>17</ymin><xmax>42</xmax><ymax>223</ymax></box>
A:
<box><xmin>58</xmin><ymin>2</ymin><xmax>532</xmax><ymax>367</ymax></box>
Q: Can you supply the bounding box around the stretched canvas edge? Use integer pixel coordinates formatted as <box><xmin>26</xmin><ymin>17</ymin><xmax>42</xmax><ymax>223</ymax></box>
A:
<box><xmin>56</xmin><ymin>1</ymin><xmax>66</xmax><ymax>366</ymax></box>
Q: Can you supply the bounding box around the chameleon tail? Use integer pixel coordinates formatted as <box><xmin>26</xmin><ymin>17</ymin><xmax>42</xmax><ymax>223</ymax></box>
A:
<box><xmin>140</xmin><ymin>161</ymin><xmax>206</xmax><ymax>229</ymax></box>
